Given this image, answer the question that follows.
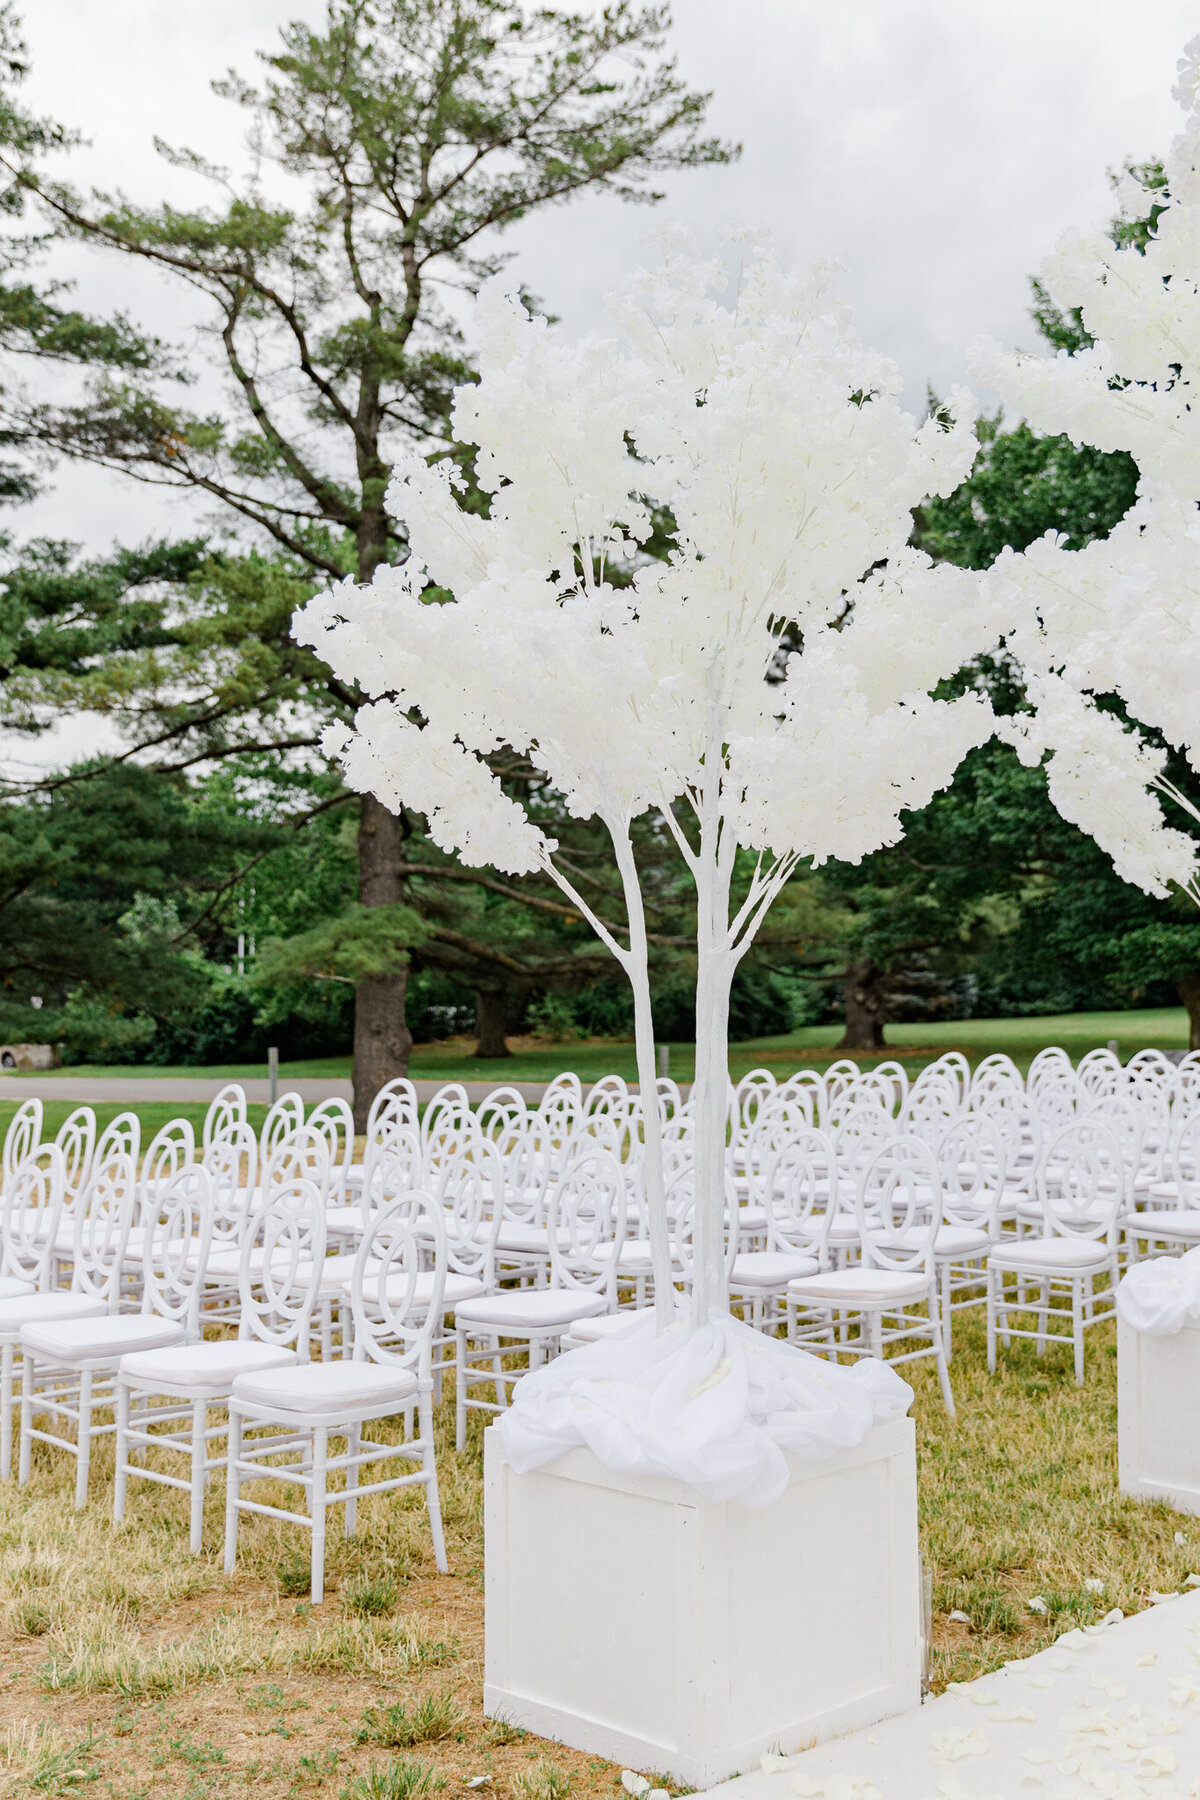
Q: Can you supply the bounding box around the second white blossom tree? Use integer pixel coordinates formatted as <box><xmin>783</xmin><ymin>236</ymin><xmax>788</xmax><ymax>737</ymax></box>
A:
<box><xmin>296</xmin><ymin>232</ymin><xmax>1009</xmax><ymax>1324</ymax></box>
<box><xmin>971</xmin><ymin>40</ymin><xmax>1200</xmax><ymax>905</ymax></box>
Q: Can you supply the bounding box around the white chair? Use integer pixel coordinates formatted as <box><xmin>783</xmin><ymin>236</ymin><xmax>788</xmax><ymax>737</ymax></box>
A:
<box><xmin>728</xmin><ymin>1137</ymin><xmax>834</xmax><ymax>1331</ymax></box>
<box><xmin>226</xmin><ymin>1193</ymin><xmax>449</xmax><ymax>1602</ymax></box>
<box><xmin>114</xmin><ymin>1177</ymin><xmax>325</xmax><ymax>1553</ymax></box>
<box><xmin>260</xmin><ymin>1091</ymin><xmax>306</xmax><ymax>1168</ymax></box>
<box><xmin>0</xmin><ymin>1147</ymin><xmax>68</xmax><ymax>1477</ymax></box>
<box><xmin>202</xmin><ymin>1084</ymin><xmax>247</xmax><ymax>1157</ymax></box>
<box><xmin>986</xmin><ymin>1119</ymin><xmax>1123</xmax><ymax>1384</ymax></box>
<box><xmin>453</xmin><ymin>1149</ymin><xmax>626</xmax><ymax>1447</ymax></box>
<box><xmin>2</xmin><ymin>1099</ymin><xmax>42</xmax><ymax>1195</ymax></box>
<box><xmin>19</xmin><ymin>1164</ymin><xmax>212</xmax><ymax>1508</ymax></box>
<box><xmin>53</xmin><ymin>1107</ymin><xmax>96</xmax><ymax>1206</ymax></box>
<box><xmin>787</xmin><ymin>1137</ymin><xmax>956</xmax><ymax>1414</ymax></box>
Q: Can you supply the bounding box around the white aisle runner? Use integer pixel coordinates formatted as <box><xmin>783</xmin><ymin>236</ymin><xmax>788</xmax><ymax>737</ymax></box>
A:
<box><xmin>692</xmin><ymin>1590</ymin><xmax>1200</xmax><ymax>1800</ymax></box>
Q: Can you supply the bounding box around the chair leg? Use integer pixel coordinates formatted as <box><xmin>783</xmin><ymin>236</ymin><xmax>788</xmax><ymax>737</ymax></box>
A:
<box><xmin>455</xmin><ymin>1326</ymin><xmax>467</xmax><ymax>1453</ymax></box>
<box><xmin>1073</xmin><ymin>1279</ymin><xmax>1085</xmax><ymax>1386</ymax></box>
<box><xmin>421</xmin><ymin>1391</ymin><xmax>448</xmax><ymax>1575</ymax></box>
<box><xmin>345</xmin><ymin>1422</ymin><xmax>360</xmax><ymax>1539</ymax></box>
<box><xmin>490</xmin><ymin>1335</ymin><xmax>506</xmax><ymax>1408</ymax></box>
<box><xmin>190</xmin><ymin>1400</ymin><xmax>207</xmax><ymax>1555</ymax></box>
<box><xmin>940</xmin><ymin>1259</ymin><xmax>953</xmax><ymax>1362</ymax></box>
<box><xmin>931</xmin><ymin>1312</ymin><xmax>956</xmax><ymax>1417</ymax></box>
<box><xmin>986</xmin><ymin>1267</ymin><xmax>997</xmax><ymax>1374</ymax></box>
<box><xmin>75</xmin><ymin>1369</ymin><xmax>93</xmax><ymax>1510</ymax></box>
<box><xmin>17</xmin><ymin>1354</ymin><xmax>33</xmax><ymax>1486</ymax></box>
<box><xmin>114</xmin><ymin>1381</ymin><xmax>130</xmax><ymax>1525</ymax></box>
<box><xmin>0</xmin><ymin>1341</ymin><xmax>13</xmax><ymax>1481</ymax></box>
<box><xmin>310</xmin><ymin>1427</ymin><xmax>328</xmax><ymax>1606</ymax></box>
<box><xmin>224</xmin><ymin>1407</ymin><xmax>243</xmax><ymax>1576</ymax></box>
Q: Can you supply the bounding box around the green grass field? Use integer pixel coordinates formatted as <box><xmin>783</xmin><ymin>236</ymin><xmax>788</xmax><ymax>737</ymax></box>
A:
<box><xmin>4</xmin><ymin>1005</ymin><xmax>1185</xmax><ymax>1142</ymax></box>
<box><xmin>47</xmin><ymin>1004</ymin><xmax>1192</xmax><ymax>1087</ymax></box>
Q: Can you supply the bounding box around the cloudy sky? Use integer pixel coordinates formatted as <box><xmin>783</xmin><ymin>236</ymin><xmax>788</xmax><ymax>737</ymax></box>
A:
<box><xmin>16</xmin><ymin>0</ymin><xmax>1200</xmax><ymax>551</ymax></box>
<box><xmin>4</xmin><ymin>0</ymin><xmax>1197</xmax><ymax>770</ymax></box>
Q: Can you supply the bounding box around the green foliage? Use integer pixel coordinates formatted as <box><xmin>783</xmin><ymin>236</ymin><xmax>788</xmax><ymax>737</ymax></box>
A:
<box><xmin>254</xmin><ymin>901</ymin><xmax>429</xmax><ymax>987</ymax></box>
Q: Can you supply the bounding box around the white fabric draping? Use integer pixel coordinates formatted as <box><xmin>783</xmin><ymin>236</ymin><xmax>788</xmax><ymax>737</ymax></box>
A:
<box><xmin>1116</xmin><ymin>1247</ymin><xmax>1200</xmax><ymax>1336</ymax></box>
<box><xmin>496</xmin><ymin>1308</ymin><xmax>913</xmax><ymax>1508</ymax></box>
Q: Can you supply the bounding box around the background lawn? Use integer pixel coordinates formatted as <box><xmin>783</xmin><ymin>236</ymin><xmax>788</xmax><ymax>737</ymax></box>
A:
<box><xmin>41</xmin><ymin>1004</ymin><xmax>1192</xmax><ymax>1089</ymax></box>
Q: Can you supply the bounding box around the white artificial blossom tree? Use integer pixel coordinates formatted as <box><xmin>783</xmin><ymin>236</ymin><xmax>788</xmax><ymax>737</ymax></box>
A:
<box><xmin>971</xmin><ymin>41</ymin><xmax>1200</xmax><ymax>908</ymax></box>
<box><xmin>296</xmin><ymin>230</ymin><xmax>1011</xmax><ymax>1330</ymax></box>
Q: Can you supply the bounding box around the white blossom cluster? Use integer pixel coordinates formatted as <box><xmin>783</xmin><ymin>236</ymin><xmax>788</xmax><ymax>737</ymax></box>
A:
<box><xmin>972</xmin><ymin>39</ymin><xmax>1200</xmax><ymax>901</ymax></box>
<box><xmin>297</xmin><ymin>231</ymin><xmax>1003</xmax><ymax>880</ymax></box>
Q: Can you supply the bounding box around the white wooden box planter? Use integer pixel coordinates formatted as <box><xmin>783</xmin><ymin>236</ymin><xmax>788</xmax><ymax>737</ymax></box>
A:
<box><xmin>483</xmin><ymin>1415</ymin><xmax>921</xmax><ymax>1788</ymax></box>
<box><xmin>1118</xmin><ymin>1316</ymin><xmax>1200</xmax><ymax>1514</ymax></box>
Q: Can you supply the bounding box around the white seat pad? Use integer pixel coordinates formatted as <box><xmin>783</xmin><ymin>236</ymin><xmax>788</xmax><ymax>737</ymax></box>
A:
<box><xmin>232</xmin><ymin>1360</ymin><xmax>418</xmax><ymax>1414</ymax></box>
<box><xmin>988</xmin><ymin>1236</ymin><xmax>1113</xmax><ymax>1272</ymax></box>
<box><xmin>729</xmin><ymin>1250</ymin><xmax>819</xmax><ymax>1289</ymax></box>
<box><xmin>0</xmin><ymin>1293</ymin><xmax>106</xmax><ymax>1333</ymax></box>
<box><xmin>1130</xmin><ymin>1209</ymin><xmax>1200</xmax><ymax>1239</ymax></box>
<box><xmin>455</xmin><ymin>1288</ymin><xmax>607</xmax><ymax>1330</ymax></box>
<box><xmin>786</xmin><ymin>1268</ymin><xmax>930</xmax><ymax>1305</ymax></box>
<box><xmin>0</xmin><ymin>1277</ymin><xmax>33</xmax><ymax>1300</ymax></box>
<box><xmin>354</xmin><ymin>1270</ymin><xmax>487</xmax><ymax>1309</ymax></box>
<box><xmin>119</xmin><ymin>1339</ymin><xmax>297</xmax><ymax>1394</ymax></box>
<box><xmin>568</xmin><ymin>1307</ymin><xmax>658</xmax><ymax>1343</ymax></box>
<box><xmin>21</xmin><ymin>1314</ymin><xmax>186</xmax><ymax>1362</ymax></box>
<box><xmin>895</xmin><ymin>1224</ymin><xmax>991</xmax><ymax>1257</ymax></box>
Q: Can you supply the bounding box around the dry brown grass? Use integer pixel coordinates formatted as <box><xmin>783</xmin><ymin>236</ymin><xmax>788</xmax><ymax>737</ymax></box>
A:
<box><xmin>0</xmin><ymin>1313</ymin><xmax>1191</xmax><ymax>1795</ymax></box>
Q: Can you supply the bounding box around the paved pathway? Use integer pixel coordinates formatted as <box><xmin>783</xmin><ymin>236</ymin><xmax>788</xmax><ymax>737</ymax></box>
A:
<box><xmin>694</xmin><ymin>1585</ymin><xmax>1200</xmax><ymax>1799</ymax></box>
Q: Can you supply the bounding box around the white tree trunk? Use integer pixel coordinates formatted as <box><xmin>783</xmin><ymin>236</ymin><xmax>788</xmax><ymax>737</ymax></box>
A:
<box><xmin>689</xmin><ymin>832</ymin><xmax>735</xmax><ymax>1324</ymax></box>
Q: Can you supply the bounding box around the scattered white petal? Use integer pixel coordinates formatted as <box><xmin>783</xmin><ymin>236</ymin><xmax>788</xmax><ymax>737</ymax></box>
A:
<box><xmin>1187</xmin><ymin>1573</ymin><xmax>1200</xmax><ymax>1588</ymax></box>
<box><xmin>968</xmin><ymin>1692</ymin><xmax>998</xmax><ymax>1707</ymax></box>
<box><xmin>1150</xmin><ymin>1590</ymin><xmax>1181</xmax><ymax>1603</ymax></box>
<box><xmin>1029</xmin><ymin>1674</ymin><xmax>1055</xmax><ymax>1689</ymax></box>
<box><xmin>1136</xmin><ymin>1651</ymin><xmax>1160</xmax><ymax>1667</ymax></box>
<box><xmin>1022</xmin><ymin>1750</ymin><xmax>1052</xmax><ymax>1767</ymax></box>
<box><xmin>1028</xmin><ymin>1596</ymin><xmax>1049</xmax><ymax>1615</ymax></box>
<box><xmin>947</xmin><ymin>1610</ymin><xmax>970</xmax><ymax>1624</ymax></box>
<box><xmin>1102</xmin><ymin>1608</ymin><xmax>1125</xmax><ymax>1626</ymax></box>
<box><xmin>622</xmin><ymin>1775</ymin><xmax>651</xmax><ymax>1798</ymax></box>
<box><xmin>1091</xmin><ymin>1675</ymin><xmax>1127</xmax><ymax>1697</ymax></box>
<box><xmin>928</xmin><ymin>1726</ymin><xmax>988</xmax><ymax>1764</ymax></box>
<box><xmin>1084</xmin><ymin>1577</ymin><xmax>1105</xmax><ymax>1593</ymax></box>
<box><xmin>1177</xmin><ymin>1532</ymin><xmax>1189</xmax><ymax>1546</ymax></box>
<box><xmin>760</xmin><ymin>1754</ymin><xmax>796</xmax><ymax>1775</ymax></box>
<box><xmin>791</xmin><ymin>1781</ymin><xmax>823</xmax><ymax>1799</ymax></box>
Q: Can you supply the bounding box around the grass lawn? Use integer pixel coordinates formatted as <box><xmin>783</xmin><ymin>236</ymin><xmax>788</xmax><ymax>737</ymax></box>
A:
<box><xmin>47</xmin><ymin>1004</ymin><xmax>1191</xmax><ymax>1090</ymax></box>
<box><xmin>0</xmin><ymin>1314</ymin><xmax>1192</xmax><ymax>1797</ymax></box>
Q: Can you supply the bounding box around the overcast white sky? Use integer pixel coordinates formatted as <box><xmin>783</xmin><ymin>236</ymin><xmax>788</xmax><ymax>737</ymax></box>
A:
<box><xmin>4</xmin><ymin>0</ymin><xmax>1199</xmax><ymax>770</ymax></box>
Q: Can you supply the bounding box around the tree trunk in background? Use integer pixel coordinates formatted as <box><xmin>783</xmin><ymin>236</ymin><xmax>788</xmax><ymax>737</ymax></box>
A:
<box><xmin>1179</xmin><ymin>974</ymin><xmax>1200</xmax><ymax>1051</ymax></box>
<box><xmin>839</xmin><ymin>960</ymin><xmax>888</xmax><ymax>1051</ymax></box>
<box><xmin>474</xmin><ymin>989</ymin><xmax>511</xmax><ymax>1059</ymax></box>
<box><xmin>353</xmin><ymin>792</ymin><xmax>412</xmax><ymax>1131</ymax></box>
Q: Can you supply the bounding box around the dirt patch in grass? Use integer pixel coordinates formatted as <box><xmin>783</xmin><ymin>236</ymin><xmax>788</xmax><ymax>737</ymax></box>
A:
<box><xmin>0</xmin><ymin>1312</ymin><xmax>1192</xmax><ymax>1794</ymax></box>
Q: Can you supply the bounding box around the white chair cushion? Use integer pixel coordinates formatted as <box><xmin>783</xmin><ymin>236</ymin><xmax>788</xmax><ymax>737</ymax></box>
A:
<box><xmin>231</xmin><ymin>1360</ymin><xmax>418</xmax><ymax>1414</ymax></box>
<box><xmin>786</xmin><ymin>1268</ymin><xmax>930</xmax><ymax>1305</ymax></box>
<box><xmin>895</xmin><ymin>1224</ymin><xmax>991</xmax><ymax>1258</ymax></box>
<box><xmin>729</xmin><ymin>1250</ymin><xmax>819</xmax><ymax>1289</ymax></box>
<box><xmin>1129</xmin><ymin>1208</ymin><xmax>1200</xmax><ymax>1240</ymax></box>
<box><xmin>455</xmin><ymin>1288</ymin><xmax>607</xmax><ymax>1330</ymax></box>
<box><xmin>0</xmin><ymin>1277</ymin><xmax>33</xmax><ymax>1300</ymax></box>
<box><xmin>988</xmin><ymin>1237</ymin><xmax>1113</xmax><ymax>1272</ymax></box>
<box><xmin>21</xmin><ymin>1314</ymin><xmax>186</xmax><ymax>1362</ymax></box>
<box><xmin>353</xmin><ymin>1270</ymin><xmax>487</xmax><ymax>1309</ymax></box>
<box><xmin>567</xmin><ymin>1307</ymin><xmax>658</xmax><ymax>1343</ymax></box>
<box><xmin>0</xmin><ymin>1293</ymin><xmax>106</xmax><ymax>1333</ymax></box>
<box><xmin>494</xmin><ymin>1224</ymin><xmax>566</xmax><ymax>1255</ymax></box>
<box><xmin>119</xmin><ymin>1339</ymin><xmax>297</xmax><ymax>1395</ymax></box>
